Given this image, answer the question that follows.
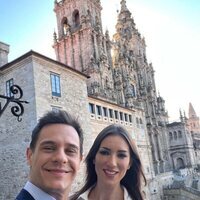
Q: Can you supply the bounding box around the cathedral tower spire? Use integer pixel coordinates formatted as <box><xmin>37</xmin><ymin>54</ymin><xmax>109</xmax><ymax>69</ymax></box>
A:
<box><xmin>120</xmin><ymin>0</ymin><xmax>128</xmax><ymax>11</ymax></box>
<box><xmin>188</xmin><ymin>103</ymin><xmax>200</xmax><ymax>133</ymax></box>
<box><xmin>189</xmin><ymin>102</ymin><xmax>197</xmax><ymax>118</ymax></box>
<box><xmin>112</xmin><ymin>0</ymin><xmax>170</xmax><ymax>174</ymax></box>
<box><xmin>112</xmin><ymin>0</ymin><xmax>145</xmax><ymax>107</ymax></box>
<box><xmin>53</xmin><ymin>0</ymin><xmax>115</xmax><ymax>102</ymax></box>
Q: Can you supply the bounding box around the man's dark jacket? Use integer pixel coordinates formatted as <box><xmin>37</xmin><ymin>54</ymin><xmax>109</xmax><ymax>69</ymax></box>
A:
<box><xmin>15</xmin><ymin>189</ymin><xmax>35</xmax><ymax>200</ymax></box>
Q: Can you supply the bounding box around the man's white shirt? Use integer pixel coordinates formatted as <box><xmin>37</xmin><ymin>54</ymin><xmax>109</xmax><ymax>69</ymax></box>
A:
<box><xmin>24</xmin><ymin>181</ymin><xmax>56</xmax><ymax>200</ymax></box>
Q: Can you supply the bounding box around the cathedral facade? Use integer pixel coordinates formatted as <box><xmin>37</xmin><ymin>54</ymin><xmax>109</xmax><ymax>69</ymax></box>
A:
<box><xmin>53</xmin><ymin>0</ymin><xmax>171</xmax><ymax>175</ymax></box>
<box><xmin>0</xmin><ymin>0</ymin><xmax>199</xmax><ymax>199</ymax></box>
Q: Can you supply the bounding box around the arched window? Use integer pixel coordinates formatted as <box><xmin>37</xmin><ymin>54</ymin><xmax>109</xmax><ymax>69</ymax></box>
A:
<box><xmin>132</xmin><ymin>84</ymin><xmax>136</xmax><ymax>97</ymax></box>
<box><xmin>169</xmin><ymin>132</ymin><xmax>173</xmax><ymax>140</ymax></box>
<box><xmin>73</xmin><ymin>10</ymin><xmax>80</xmax><ymax>27</ymax></box>
<box><xmin>174</xmin><ymin>131</ymin><xmax>177</xmax><ymax>140</ymax></box>
<box><xmin>62</xmin><ymin>17</ymin><xmax>69</xmax><ymax>35</ymax></box>
<box><xmin>87</xmin><ymin>9</ymin><xmax>91</xmax><ymax>16</ymax></box>
<box><xmin>176</xmin><ymin>158</ymin><xmax>185</xmax><ymax>169</ymax></box>
<box><xmin>178</xmin><ymin>130</ymin><xmax>182</xmax><ymax>138</ymax></box>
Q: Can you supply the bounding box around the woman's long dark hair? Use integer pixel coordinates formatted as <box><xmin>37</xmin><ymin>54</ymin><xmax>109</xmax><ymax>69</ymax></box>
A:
<box><xmin>70</xmin><ymin>124</ymin><xmax>146</xmax><ymax>200</ymax></box>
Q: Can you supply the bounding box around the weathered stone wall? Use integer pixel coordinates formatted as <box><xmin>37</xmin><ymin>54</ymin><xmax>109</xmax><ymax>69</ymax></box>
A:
<box><xmin>0</xmin><ymin>57</ymin><xmax>37</xmax><ymax>200</ymax></box>
<box><xmin>167</xmin><ymin>123</ymin><xmax>196</xmax><ymax>170</ymax></box>
<box><xmin>0</xmin><ymin>41</ymin><xmax>9</xmax><ymax>67</ymax></box>
<box><xmin>0</xmin><ymin>53</ymin><xmax>92</xmax><ymax>199</ymax></box>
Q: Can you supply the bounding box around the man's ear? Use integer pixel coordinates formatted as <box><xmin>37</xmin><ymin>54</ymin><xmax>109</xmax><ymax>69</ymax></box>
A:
<box><xmin>26</xmin><ymin>147</ymin><xmax>33</xmax><ymax>166</ymax></box>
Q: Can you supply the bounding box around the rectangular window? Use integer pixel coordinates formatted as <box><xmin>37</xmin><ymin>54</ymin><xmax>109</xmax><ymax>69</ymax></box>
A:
<box><xmin>96</xmin><ymin>105</ymin><xmax>102</xmax><ymax>116</ymax></box>
<box><xmin>136</xmin><ymin>117</ymin><xmax>139</xmax><ymax>128</ymax></box>
<box><xmin>124</xmin><ymin>113</ymin><xmax>128</xmax><ymax>122</ymax></box>
<box><xmin>119</xmin><ymin>112</ymin><xmax>124</xmax><ymax>121</ymax></box>
<box><xmin>89</xmin><ymin>103</ymin><xmax>95</xmax><ymax>114</ymax></box>
<box><xmin>114</xmin><ymin>110</ymin><xmax>118</xmax><ymax>119</ymax></box>
<box><xmin>50</xmin><ymin>73</ymin><xmax>61</xmax><ymax>97</ymax></box>
<box><xmin>6</xmin><ymin>78</ymin><xmax>14</xmax><ymax>97</ymax></box>
<box><xmin>129</xmin><ymin>114</ymin><xmax>132</xmax><ymax>123</ymax></box>
<box><xmin>102</xmin><ymin>107</ymin><xmax>108</xmax><ymax>117</ymax></box>
<box><xmin>109</xmin><ymin>109</ymin><xmax>113</xmax><ymax>118</ymax></box>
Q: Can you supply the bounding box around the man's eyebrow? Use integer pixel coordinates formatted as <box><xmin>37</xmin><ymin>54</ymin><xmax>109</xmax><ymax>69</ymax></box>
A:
<box><xmin>39</xmin><ymin>140</ymin><xmax>79</xmax><ymax>149</ymax></box>
<box><xmin>68</xmin><ymin>144</ymin><xmax>79</xmax><ymax>150</ymax></box>
<box><xmin>40</xmin><ymin>141</ymin><xmax>55</xmax><ymax>146</ymax></box>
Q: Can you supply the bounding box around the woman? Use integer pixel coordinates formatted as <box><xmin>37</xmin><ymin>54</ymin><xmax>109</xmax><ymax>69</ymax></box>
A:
<box><xmin>71</xmin><ymin>124</ymin><xmax>146</xmax><ymax>200</ymax></box>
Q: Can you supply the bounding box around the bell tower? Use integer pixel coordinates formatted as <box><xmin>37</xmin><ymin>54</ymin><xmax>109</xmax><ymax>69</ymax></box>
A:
<box><xmin>112</xmin><ymin>0</ymin><xmax>170</xmax><ymax>174</ymax></box>
<box><xmin>112</xmin><ymin>0</ymin><xmax>146</xmax><ymax>107</ymax></box>
<box><xmin>53</xmin><ymin>0</ymin><xmax>115</xmax><ymax>102</ymax></box>
<box><xmin>188</xmin><ymin>103</ymin><xmax>200</xmax><ymax>134</ymax></box>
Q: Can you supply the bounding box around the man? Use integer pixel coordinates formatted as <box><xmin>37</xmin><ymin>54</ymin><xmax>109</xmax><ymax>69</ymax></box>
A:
<box><xmin>15</xmin><ymin>110</ymin><xmax>83</xmax><ymax>200</ymax></box>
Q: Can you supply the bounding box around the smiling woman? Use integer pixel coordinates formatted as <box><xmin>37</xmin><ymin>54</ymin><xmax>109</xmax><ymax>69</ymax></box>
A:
<box><xmin>70</xmin><ymin>124</ymin><xmax>146</xmax><ymax>200</ymax></box>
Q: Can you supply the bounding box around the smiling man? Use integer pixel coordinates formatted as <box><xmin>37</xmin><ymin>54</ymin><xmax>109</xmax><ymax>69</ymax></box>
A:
<box><xmin>15</xmin><ymin>110</ymin><xmax>83</xmax><ymax>200</ymax></box>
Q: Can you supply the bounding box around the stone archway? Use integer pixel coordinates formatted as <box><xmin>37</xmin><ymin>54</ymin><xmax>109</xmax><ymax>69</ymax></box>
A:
<box><xmin>176</xmin><ymin>158</ymin><xmax>185</xmax><ymax>169</ymax></box>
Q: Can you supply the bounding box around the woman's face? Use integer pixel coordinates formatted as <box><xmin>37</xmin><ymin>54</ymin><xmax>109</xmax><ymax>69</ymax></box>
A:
<box><xmin>94</xmin><ymin>134</ymin><xmax>131</xmax><ymax>187</ymax></box>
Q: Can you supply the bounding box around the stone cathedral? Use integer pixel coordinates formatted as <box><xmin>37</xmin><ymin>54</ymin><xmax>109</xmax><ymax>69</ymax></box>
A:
<box><xmin>0</xmin><ymin>0</ymin><xmax>199</xmax><ymax>199</ymax></box>
<box><xmin>53</xmin><ymin>0</ymin><xmax>172</xmax><ymax>174</ymax></box>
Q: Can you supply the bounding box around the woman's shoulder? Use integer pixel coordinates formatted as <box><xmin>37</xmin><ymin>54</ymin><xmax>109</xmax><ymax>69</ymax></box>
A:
<box><xmin>123</xmin><ymin>186</ymin><xmax>132</xmax><ymax>200</ymax></box>
<box><xmin>75</xmin><ymin>188</ymin><xmax>91</xmax><ymax>200</ymax></box>
<box><xmin>75</xmin><ymin>186</ymin><xmax>132</xmax><ymax>200</ymax></box>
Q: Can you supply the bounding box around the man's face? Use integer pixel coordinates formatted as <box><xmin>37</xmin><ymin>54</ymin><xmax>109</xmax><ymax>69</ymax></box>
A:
<box><xmin>27</xmin><ymin>124</ymin><xmax>82</xmax><ymax>197</ymax></box>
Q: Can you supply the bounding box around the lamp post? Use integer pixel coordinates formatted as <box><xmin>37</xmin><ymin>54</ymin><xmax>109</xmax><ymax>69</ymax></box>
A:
<box><xmin>0</xmin><ymin>85</ymin><xmax>28</xmax><ymax>121</ymax></box>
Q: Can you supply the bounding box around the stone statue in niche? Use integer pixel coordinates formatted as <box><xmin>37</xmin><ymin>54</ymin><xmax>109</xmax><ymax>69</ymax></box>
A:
<box><xmin>85</xmin><ymin>10</ymin><xmax>92</xmax><ymax>25</ymax></box>
<box><xmin>81</xmin><ymin>15</ymin><xmax>86</xmax><ymax>25</ymax></box>
<box><xmin>125</xmin><ymin>56</ymin><xmax>129</xmax><ymax>65</ymax></box>
<box><xmin>105</xmin><ymin>30</ymin><xmax>110</xmax><ymax>40</ymax></box>
<box><xmin>105</xmin><ymin>76</ymin><xmax>113</xmax><ymax>90</ymax></box>
<box><xmin>126</xmin><ymin>98</ymin><xmax>134</xmax><ymax>108</ymax></box>
<box><xmin>95</xmin><ymin>16</ymin><xmax>101</xmax><ymax>32</ymax></box>
<box><xmin>63</xmin><ymin>23</ymin><xmax>71</xmax><ymax>35</ymax></box>
<box><xmin>112</xmin><ymin>44</ymin><xmax>120</xmax><ymax>64</ymax></box>
<box><xmin>114</xmin><ymin>68</ymin><xmax>122</xmax><ymax>83</ymax></box>
<box><xmin>125</xmin><ymin>84</ymin><xmax>133</xmax><ymax>98</ymax></box>
<box><xmin>91</xmin><ymin>81</ymin><xmax>100</xmax><ymax>95</ymax></box>
<box><xmin>99</xmin><ymin>46</ymin><xmax>108</xmax><ymax>65</ymax></box>
<box><xmin>119</xmin><ymin>91</ymin><xmax>126</xmax><ymax>106</ymax></box>
<box><xmin>85</xmin><ymin>55</ymin><xmax>99</xmax><ymax>74</ymax></box>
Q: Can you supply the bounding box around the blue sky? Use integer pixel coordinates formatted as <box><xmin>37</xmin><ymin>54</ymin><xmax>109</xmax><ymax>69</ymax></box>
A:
<box><xmin>0</xmin><ymin>0</ymin><xmax>200</xmax><ymax>121</ymax></box>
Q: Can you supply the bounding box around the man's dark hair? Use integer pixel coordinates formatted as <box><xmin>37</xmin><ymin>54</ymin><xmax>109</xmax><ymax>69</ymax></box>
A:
<box><xmin>30</xmin><ymin>110</ymin><xmax>84</xmax><ymax>154</ymax></box>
